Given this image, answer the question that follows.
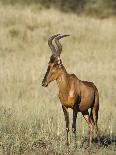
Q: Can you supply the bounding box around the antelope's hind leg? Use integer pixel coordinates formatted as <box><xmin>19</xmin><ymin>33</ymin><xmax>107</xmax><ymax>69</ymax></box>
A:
<box><xmin>82</xmin><ymin>111</ymin><xmax>94</xmax><ymax>147</ymax></box>
<box><xmin>91</xmin><ymin>91</ymin><xmax>100</xmax><ymax>145</ymax></box>
<box><xmin>62</xmin><ymin>106</ymin><xmax>69</xmax><ymax>146</ymax></box>
<box><xmin>91</xmin><ymin>107</ymin><xmax>100</xmax><ymax>145</ymax></box>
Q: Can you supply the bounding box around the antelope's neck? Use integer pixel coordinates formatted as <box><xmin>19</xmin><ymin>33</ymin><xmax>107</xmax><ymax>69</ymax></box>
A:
<box><xmin>56</xmin><ymin>66</ymin><xmax>70</xmax><ymax>92</ymax></box>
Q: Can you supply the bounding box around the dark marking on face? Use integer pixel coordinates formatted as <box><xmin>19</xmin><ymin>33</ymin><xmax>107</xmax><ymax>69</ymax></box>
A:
<box><xmin>42</xmin><ymin>65</ymin><xmax>50</xmax><ymax>87</ymax></box>
<box><xmin>42</xmin><ymin>55</ymin><xmax>62</xmax><ymax>87</ymax></box>
<box><xmin>49</xmin><ymin>55</ymin><xmax>56</xmax><ymax>63</ymax></box>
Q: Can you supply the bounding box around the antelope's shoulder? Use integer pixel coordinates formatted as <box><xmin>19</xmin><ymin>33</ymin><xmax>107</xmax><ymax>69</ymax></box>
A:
<box><xmin>69</xmin><ymin>73</ymin><xmax>78</xmax><ymax>79</ymax></box>
<box><xmin>68</xmin><ymin>73</ymin><xmax>79</xmax><ymax>82</ymax></box>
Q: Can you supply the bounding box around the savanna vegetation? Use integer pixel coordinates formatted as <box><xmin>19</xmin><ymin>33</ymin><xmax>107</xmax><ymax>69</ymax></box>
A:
<box><xmin>0</xmin><ymin>1</ymin><xmax>116</xmax><ymax>155</ymax></box>
<box><xmin>0</xmin><ymin>0</ymin><xmax>116</xmax><ymax>17</ymax></box>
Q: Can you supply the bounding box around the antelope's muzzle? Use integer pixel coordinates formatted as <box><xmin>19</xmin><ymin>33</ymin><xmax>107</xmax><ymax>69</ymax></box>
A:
<box><xmin>42</xmin><ymin>80</ymin><xmax>48</xmax><ymax>87</ymax></box>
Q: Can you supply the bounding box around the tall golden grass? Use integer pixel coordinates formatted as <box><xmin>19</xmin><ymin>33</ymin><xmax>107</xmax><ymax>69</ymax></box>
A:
<box><xmin>0</xmin><ymin>3</ymin><xmax>116</xmax><ymax>155</ymax></box>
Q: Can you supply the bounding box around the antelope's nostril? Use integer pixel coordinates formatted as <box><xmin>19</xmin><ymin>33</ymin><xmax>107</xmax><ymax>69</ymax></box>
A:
<box><xmin>42</xmin><ymin>81</ymin><xmax>48</xmax><ymax>87</ymax></box>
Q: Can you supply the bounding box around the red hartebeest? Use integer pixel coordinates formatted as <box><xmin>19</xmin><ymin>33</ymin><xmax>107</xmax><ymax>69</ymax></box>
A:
<box><xmin>42</xmin><ymin>34</ymin><xmax>100</xmax><ymax>147</ymax></box>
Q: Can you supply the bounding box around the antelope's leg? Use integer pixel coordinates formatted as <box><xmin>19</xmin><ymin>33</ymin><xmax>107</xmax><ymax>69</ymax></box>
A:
<box><xmin>62</xmin><ymin>105</ymin><xmax>69</xmax><ymax>145</ymax></box>
<box><xmin>92</xmin><ymin>107</ymin><xmax>100</xmax><ymax>145</ymax></box>
<box><xmin>72</xmin><ymin>108</ymin><xmax>78</xmax><ymax>147</ymax></box>
<box><xmin>72</xmin><ymin>108</ymin><xmax>78</xmax><ymax>133</ymax></box>
<box><xmin>82</xmin><ymin>111</ymin><xmax>94</xmax><ymax>147</ymax></box>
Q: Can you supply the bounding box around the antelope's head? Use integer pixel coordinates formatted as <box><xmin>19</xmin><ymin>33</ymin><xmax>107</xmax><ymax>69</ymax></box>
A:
<box><xmin>42</xmin><ymin>34</ymin><xmax>69</xmax><ymax>87</ymax></box>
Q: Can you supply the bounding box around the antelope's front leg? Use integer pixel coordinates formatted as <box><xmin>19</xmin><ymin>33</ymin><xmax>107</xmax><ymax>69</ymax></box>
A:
<box><xmin>72</xmin><ymin>108</ymin><xmax>78</xmax><ymax>147</ymax></box>
<box><xmin>62</xmin><ymin>105</ymin><xmax>69</xmax><ymax>146</ymax></box>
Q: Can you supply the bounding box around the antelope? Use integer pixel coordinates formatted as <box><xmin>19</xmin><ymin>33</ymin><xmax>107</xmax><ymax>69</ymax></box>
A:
<box><xmin>42</xmin><ymin>34</ymin><xmax>100</xmax><ymax>147</ymax></box>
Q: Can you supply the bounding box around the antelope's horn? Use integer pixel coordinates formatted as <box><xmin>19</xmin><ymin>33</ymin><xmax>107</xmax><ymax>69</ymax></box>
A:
<box><xmin>55</xmin><ymin>35</ymin><xmax>70</xmax><ymax>56</ymax></box>
<box><xmin>48</xmin><ymin>34</ymin><xmax>60</xmax><ymax>56</ymax></box>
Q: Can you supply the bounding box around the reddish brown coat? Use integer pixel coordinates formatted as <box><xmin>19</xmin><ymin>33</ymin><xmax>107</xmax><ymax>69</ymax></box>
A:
<box><xmin>42</xmin><ymin>34</ymin><xmax>100</xmax><ymax>147</ymax></box>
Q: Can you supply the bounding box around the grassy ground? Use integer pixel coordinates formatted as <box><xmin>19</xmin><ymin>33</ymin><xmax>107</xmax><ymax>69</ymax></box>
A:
<box><xmin>0</xmin><ymin>3</ymin><xmax>116</xmax><ymax>155</ymax></box>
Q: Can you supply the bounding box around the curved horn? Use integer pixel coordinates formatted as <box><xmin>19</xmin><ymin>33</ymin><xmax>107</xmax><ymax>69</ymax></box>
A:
<box><xmin>48</xmin><ymin>34</ymin><xmax>60</xmax><ymax>56</ymax></box>
<box><xmin>55</xmin><ymin>34</ymin><xmax>70</xmax><ymax>56</ymax></box>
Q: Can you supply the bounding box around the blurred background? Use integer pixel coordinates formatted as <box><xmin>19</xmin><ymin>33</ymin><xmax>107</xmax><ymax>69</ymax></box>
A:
<box><xmin>1</xmin><ymin>0</ymin><xmax>116</xmax><ymax>17</ymax></box>
<box><xmin>0</xmin><ymin>0</ymin><xmax>116</xmax><ymax>155</ymax></box>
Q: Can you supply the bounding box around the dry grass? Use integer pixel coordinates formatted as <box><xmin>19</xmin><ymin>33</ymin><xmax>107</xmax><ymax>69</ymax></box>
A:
<box><xmin>0</xmin><ymin>3</ymin><xmax>116</xmax><ymax>155</ymax></box>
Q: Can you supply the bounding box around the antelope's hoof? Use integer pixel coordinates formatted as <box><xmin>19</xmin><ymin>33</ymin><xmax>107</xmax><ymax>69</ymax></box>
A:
<box><xmin>66</xmin><ymin>141</ymin><xmax>69</xmax><ymax>146</ymax></box>
<box><xmin>87</xmin><ymin>143</ymin><xmax>92</xmax><ymax>148</ymax></box>
<box><xmin>83</xmin><ymin>144</ymin><xmax>90</xmax><ymax>149</ymax></box>
<box><xmin>72</xmin><ymin>128</ymin><xmax>76</xmax><ymax>133</ymax></box>
<box><xmin>74</xmin><ymin>143</ymin><xmax>77</xmax><ymax>149</ymax></box>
